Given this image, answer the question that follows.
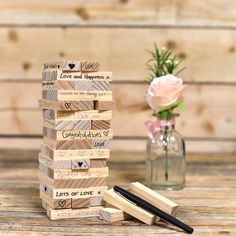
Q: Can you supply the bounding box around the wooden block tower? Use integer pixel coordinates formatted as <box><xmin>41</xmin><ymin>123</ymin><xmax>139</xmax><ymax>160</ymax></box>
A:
<box><xmin>39</xmin><ymin>60</ymin><xmax>114</xmax><ymax>220</ymax></box>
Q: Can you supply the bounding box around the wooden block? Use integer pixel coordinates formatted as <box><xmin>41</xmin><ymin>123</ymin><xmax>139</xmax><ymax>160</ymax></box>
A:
<box><xmin>43</xmin><ymin>119</ymin><xmax>91</xmax><ymax>130</ymax></box>
<box><xmin>39</xmin><ymin>153</ymin><xmax>107</xmax><ymax>170</ymax></box>
<box><xmin>42</xmin><ymin>90</ymin><xmax>113</xmax><ymax>101</ymax></box>
<box><xmin>71</xmin><ymin>196</ymin><xmax>105</xmax><ymax>209</ymax></box>
<box><xmin>92</xmin><ymin>139</ymin><xmax>110</xmax><ymax>149</ymax></box>
<box><xmin>90</xmin><ymin>196</ymin><xmax>105</xmax><ymax>207</ymax></box>
<box><xmin>40</xmin><ymin>191</ymin><xmax>71</xmax><ymax>209</ymax></box>
<box><xmin>42</xmin><ymin>200</ymin><xmax>47</xmax><ymax>210</ymax></box>
<box><xmin>103</xmin><ymin>189</ymin><xmax>157</xmax><ymax>225</ymax></box>
<box><xmin>46</xmin><ymin>206</ymin><xmax>103</xmax><ymax>220</ymax></box>
<box><xmin>43</xmin><ymin>80</ymin><xmax>94</xmax><ymax>91</ymax></box>
<box><xmin>43</xmin><ymin>70</ymin><xmax>112</xmax><ymax>82</ymax></box>
<box><xmin>43</xmin><ymin>128</ymin><xmax>113</xmax><ymax>141</ymax></box>
<box><xmin>41</xmin><ymin>145</ymin><xmax>110</xmax><ymax>160</ymax></box>
<box><xmin>72</xmin><ymin>198</ymin><xmax>90</xmax><ymax>209</ymax></box>
<box><xmin>43</xmin><ymin>60</ymin><xmax>82</xmax><ymax>71</ymax></box>
<box><xmin>94</xmin><ymin>100</ymin><xmax>116</xmax><ymax>110</ymax></box>
<box><xmin>71</xmin><ymin>159</ymin><xmax>90</xmax><ymax>170</ymax></box>
<box><xmin>43</xmin><ymin>109</ymin><xmax>112</xmax><ymax>121</ymax></box>
<box><xmin>82</xmin><ymin>71</ymin><xmax>112</xmax><ymax>81</ymax></box>
<box><xmin>92</xmin><ymin>81</ymin><xmax>110</xmax><ymax>91</ymax></box>
<box><xmin>75</xmin><ymin>81</ymin><xmax>93</xmax><ymax>91</ymax></box>
<box><xmin>43</xmin><ymin>137</ymin><xmax>92</xmax><ymax>150</ymax></box>
<box><xmin>99</xmin><ymin>207</ymin><xmax>130</xmax><ymax>222</ymax></box>
<box><xmin>39</xmin><ymin>162</ymin><xmax>53</xmax><ymax>178</ymax></box>
<box><xmin>81</xmin><ymin>61</ymin><xmax>100</xmax><ymax>72</ymax></box>
<box><xmin>40</xmin><ymin>182</ymin><xmax>108</xmax><ymax>199</ymax></box>
<box><xmin>39</xmin><ymin>162</ymin><xmax>108</xmax><ymax>179</ymax></box>
<box><xmin>92</xmin><ymin>120</ymin><xmax>110</xmax><ymax>130</ymax></box>
<box><xmin>43</xmin><ymin>137</ymin><xmax>109</xmax><ymax>150</ymax></box>
<box><xmin>129</xmin><ymin>182</ymin><xmax>179</xmax><ymax>216</ymax></box>
<box><xmin>43</xmin><ymin>80</ymin><xmax>75</xmax><ymax>90</ymax></box>
<box><xmin>39</xmin><ymin>99</ymin><xmax>94</xmax><ymax>111</ymax></box>
<box><xmin>53</xmin><ymin>167</ymin><xmax>109</xmax><ymax>180</ymax></box>
<box><xmin>39</xmin><ymin>172</ymin><xmax>106</xmax><ymax>189</ymax></box>
<box><xmin>43</xmin><ymin>109</ymin><xmax>55</xmax><ymax>120</ymax></box>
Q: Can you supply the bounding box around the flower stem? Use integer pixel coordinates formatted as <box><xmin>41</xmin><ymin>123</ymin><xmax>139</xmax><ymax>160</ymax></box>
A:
<box><xmin>164</xmin><ymin>126</ymin><xmax>168</xmax><ymax>181</ymax></box>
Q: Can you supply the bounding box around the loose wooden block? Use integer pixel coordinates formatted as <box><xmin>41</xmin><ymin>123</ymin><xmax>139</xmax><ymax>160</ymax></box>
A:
<box><xmin>43</xmin><ymin>109</ymin><xmax>112</xmax><ymax>121</ymax></box>
<box><xmin>39</xmin><ymin>99</ymin><xmax>94</xmax><ymax>111</ymax></box>
<box><xmin>43</xmin><ymin>119</ymin><xmax>91</xmax><ymax>130</ymax></box>
<box><xmin>99</xmin><ymin>207</ymin><xmax>130</xmax><ymax>222</ymax></box>
<box><xmin>71</xmin><ymin>159</ymin><xmax>90</xmax><ymax>170</ymax></box>
<box><xmin>129</xmin><ymin>182</ymin><xmax>179</xmax><ymax>216</ymax></box>
<box><xmin>46</xmin><ymin>205</ymin><xmax>103</xmax><ymax>220</ymax></box>
<box><xmin>81</xmin><ymin>61</ymin><xmax>100</xmax><ymax>72</ymax></box>
<box><xmin>103</xmin><ymin>189</ymin><xmax>157</xmax><ymax>225</ymax></box>
<box><xmin>92</xmin><ymin>81</ymin><xmax>110</xmax><ymax>91</ymax></box>
<box><xmin>42</xmin><ymin>90</ymin><xmax>113</xmax><ymax>101</ymax></box>
<box><xmin>40</xmin><ymin>145</ymin><xmax>110</xmax><ymax>160</ymax></box>
<box><xmin>92</xmin><ymin>120</ymin><xmax>110</xmax><ymax>130</ymax></box>
<box><xmin>43</xmin><ymin>128</ymin><xmax>113</xmax><ymax>141</ymax></box>
<box><xmin>39</xmin><ymin>153</ymin><xmax>107</xmax><ymax>170</ymax></box>
<box><xmin>40</xmin><ymin>182</ymin><xmax>108</xmax><ymax>200</ymax></box>
<box><xmin>72</xmin><ymin>198</ymin><xmax>90</xmax><ymax>209</ymax></box>
<box><xmin>94</xmin><ymin>100</ymin><xmax>116</xmax><ymax>111</ymax></box>
<box><xmin>40</xmin><ymin>191</ymin><xmax>71</xmax><ymax>209</ymax></box>
<box><xmin>43</xmin><ymin>60</ymin><xmax>82</xmax><ymax>71</ymax></box>
<box><xmin>43</xmin><ymin>137</ymin><xmax>109</xmax><ymax>150</ymax></box>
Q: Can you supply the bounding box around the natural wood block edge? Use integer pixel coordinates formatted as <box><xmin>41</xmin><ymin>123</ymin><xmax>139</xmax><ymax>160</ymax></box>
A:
<box><xmin>45</xmin><ymin>203</ymin><xmax>104</xmax><ymax>220</ymax></box>
<box><xmin>129</xmin><ymin>182</ymin><xmax>179</xmax><ymax>216</ymax></box>
<box><xmin>99</xmin><ymin>207</ymin><xmax>131</xmax><ymax>222</ymax></box>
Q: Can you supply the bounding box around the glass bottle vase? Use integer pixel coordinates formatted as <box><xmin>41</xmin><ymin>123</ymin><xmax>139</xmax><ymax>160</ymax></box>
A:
<box><xmin>146</xmin><ymin>119</ymin><xmax>185</xmax><ymax>190</ymax></box>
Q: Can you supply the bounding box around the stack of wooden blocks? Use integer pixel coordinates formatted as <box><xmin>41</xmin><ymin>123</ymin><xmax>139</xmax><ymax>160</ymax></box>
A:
<box><xmin>39</xmin><ymin>60</ymin><xmax>114</xmax><ymax>220</ymax></box>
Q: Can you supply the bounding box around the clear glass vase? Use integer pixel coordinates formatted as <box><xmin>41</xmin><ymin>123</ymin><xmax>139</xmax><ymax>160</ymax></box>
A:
<box><xmin>146</xmin><ymin>119</ymin><xmax>185</xmax><ymax>190</ymax></box>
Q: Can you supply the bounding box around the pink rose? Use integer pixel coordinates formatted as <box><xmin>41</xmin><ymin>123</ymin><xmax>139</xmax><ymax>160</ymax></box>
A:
<box><xmin>147</xmin><ymin>74</ymin><xmax>187</xmax><ymax>110</ymax></box>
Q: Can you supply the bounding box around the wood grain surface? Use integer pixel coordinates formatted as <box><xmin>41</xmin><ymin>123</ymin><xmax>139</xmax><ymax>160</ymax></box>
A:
<box><xmin>0</xmin><ymin>150</ymin><xmax>235</xmax><ymax>235</ymax></box>
<box><xmin>1</xmin><ymin>27</ymin><xmax>236</xmax><ymax>82</ymax></box>
<box><xmin>0</xmin><ymin>0</ymin><xmax>236</xmax><ymax>27</ymax></box>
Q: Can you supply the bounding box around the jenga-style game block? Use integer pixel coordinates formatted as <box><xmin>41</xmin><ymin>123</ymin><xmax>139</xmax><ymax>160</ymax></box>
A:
<box><xmin>102</xmin><ymin>183</ymin><xmax>179</xmax><ymax>225</ymax></box>
<box><xmin>103</xmin><ymin>189</ymin><xmax>157</xmax><ymax>225</ymax></box>
<box><xmin>39</xmin><ymin>60</ymin><xmax>114</xmax><ymax>220</ymax></box>
<box><xmin>129</xmin><ymin>182</ymin><xmax>179</xmax><ymax>216</ymax></box>
<box><xmin>99</xmin><ymin>207</ymin><xmax>131</xmax><ymax>222</ymax></box>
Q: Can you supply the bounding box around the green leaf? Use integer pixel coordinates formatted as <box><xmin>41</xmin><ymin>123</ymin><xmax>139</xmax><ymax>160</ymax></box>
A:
<box><xmin>177</xmin><ymin>102</ymin><xmax>186</xmax><ymax>111</ymax></box>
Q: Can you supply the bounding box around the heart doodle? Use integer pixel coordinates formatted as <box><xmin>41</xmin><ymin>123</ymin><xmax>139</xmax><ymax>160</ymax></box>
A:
<box><xmin>103</xmin><ymin>131</ymin><xmax>109</xmax><ymax>136</ymax></box>
<box><xmin>98</xmin><ymin>151</ymin><xmax>104</xmax><ymax>156</ymax></box>
<box><xmin>58</xmin><ymin>200</ymin><xmax>66</xmax><ymax>208</ymax></box>
<box><xmin>59</xmin><ymin>151</ymin><xmax>65</xmax><ymax>157</ymax></box>
<box><xmin>78</xmin><ymin>162</ymin><xmax>83</xmax><ymax>167</ymax></box>
<box><xmin>68</xmin><ymin>63</ymin><xmax>75</xmax><ymax>69</ymax></box>
<box><xmin>78</xmin><ymin>151</ymin><xmax>85</xmax><ymax>157</ymax></box>
<box><xmin>65</xmin><ymin>102</ymin><xmax>71</xmax><ymax>109</ymax></box>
